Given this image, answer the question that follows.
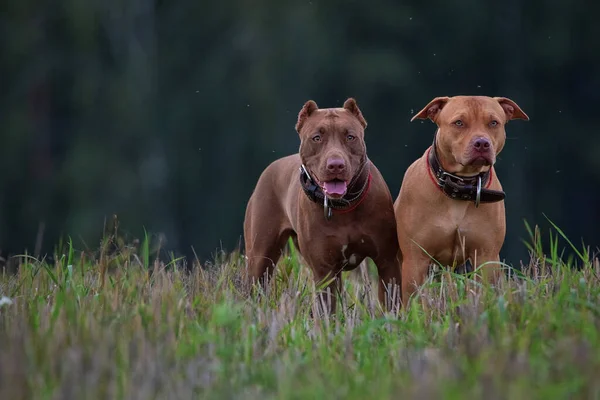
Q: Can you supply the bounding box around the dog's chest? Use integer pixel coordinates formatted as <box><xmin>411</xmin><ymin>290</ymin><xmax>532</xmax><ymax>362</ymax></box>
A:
<box><xmin>429</xmin><ymin>203</ymin><xmax>469</xmax><ymax>237</ymax></box>
<box><xmin>433</xmin><ymin>204</ymin><xmax>498</xmax><ymax>262</ymax></box>
<box><xmin>427</xmin><ymin>203</ymin><xmax>477</xmax><ymax>260</ymax></box>
<box><xmin>447</xmin><ymin>202</ymin><xmax>470</xmax><ymax>225</ymax></box>
<box><xmin>337</xmin><ymin>238</ymin><xmax>373</xmax><ymax>270</ymax></box>
<box><xmin>299</xmin><ymin>229</ymin><xmax>376</xmax><ymax>270</ymax></box>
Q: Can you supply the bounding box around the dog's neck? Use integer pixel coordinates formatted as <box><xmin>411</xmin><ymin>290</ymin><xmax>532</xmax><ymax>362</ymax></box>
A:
<box><xmin>299</xmin><ymin>158</ymin><xmax>372</xmax><ymax>220</ymax></box>
<box><xmin>427</xmin><ymin>133</ymin><xmax>505</xmax><ymax>207</ymax></box>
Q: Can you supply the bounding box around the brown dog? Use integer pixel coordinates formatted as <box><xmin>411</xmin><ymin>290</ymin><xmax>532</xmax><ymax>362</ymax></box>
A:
<box><xmin>394</xmin><ymin>95</ymin><xmax>529</xmax><ymax>305</ymax></box>
<box><xmin>244</xmin><ymin>98</ymin><xmax>401</xmax><ymax>312</ymax></box>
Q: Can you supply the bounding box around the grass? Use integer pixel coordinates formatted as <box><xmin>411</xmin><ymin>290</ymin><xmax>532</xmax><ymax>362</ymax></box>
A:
<box><xmin>1</xmin><ymin>221</ymin><xmax>600</xmax><ymax>399</ymax></box>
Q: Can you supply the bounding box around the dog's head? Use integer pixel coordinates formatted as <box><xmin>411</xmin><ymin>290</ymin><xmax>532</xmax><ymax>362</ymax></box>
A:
<box><xmin>296</xmin><ymin>98</ymin><xmax>367</xmax><ymax>199</ymax></box>
<box><xmin>411</xmin><ymin>95</ymin><xmax>529</xmax><ymax>176</ymax></box>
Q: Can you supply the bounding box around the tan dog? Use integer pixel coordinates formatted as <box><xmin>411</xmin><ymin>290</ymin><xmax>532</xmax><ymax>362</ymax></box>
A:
<box><xmin>244</xmin><ymin>98</ymin><xmax>401</xmax><ymax>312</ymax></box>
<box><xmin>394</xmin><ymin>95</ymin><xmax>529</xmax><ymax>305</ymax></box>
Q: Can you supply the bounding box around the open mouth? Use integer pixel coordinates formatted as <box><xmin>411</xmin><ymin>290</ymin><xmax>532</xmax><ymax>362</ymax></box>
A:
<box><xmin>322</xmin><ymin>179</ymin><xmax>348</xmax><ymax>198</ymax></box>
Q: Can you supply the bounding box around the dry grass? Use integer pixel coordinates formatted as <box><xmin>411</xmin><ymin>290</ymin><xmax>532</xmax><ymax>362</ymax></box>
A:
<box><xmin>0</xmin><ymin>222</ymin><xmax>599</xmax><ymax>399</ymax></box>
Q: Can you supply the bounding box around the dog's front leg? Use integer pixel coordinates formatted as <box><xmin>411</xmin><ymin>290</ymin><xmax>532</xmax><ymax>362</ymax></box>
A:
<box><xmin>400</xmin><ymin>253</ymin><xmax>432</xmax><ymax>308</ymax></box>
<box><xmin>471</xmin><ymin>251</ymin><xmax>504</xmax><ymax>288</ymax></box>
<box><xmin>373</xmin><ymin>253</ymin><xmax>403</xmax><ymax>313</ymax></box>
<box><xmin>310</xmin><ymin>265</ymin><xmax>343</xmax><ymax>317</ymax></box>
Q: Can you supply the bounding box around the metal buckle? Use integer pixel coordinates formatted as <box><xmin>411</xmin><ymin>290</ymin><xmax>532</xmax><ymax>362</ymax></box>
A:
<box><xmin>438</xmin><ymin>170</ymin><xmax>466</xmax><ymax>185</ymax></box>
<box><xmin>475</xmin><ymin>176</ymin><xmax>482</xmax><ymax>208</ymax></box>
<box><xmin>300</xmin><ymin>164</ymin><xmax>313</xmax><ymax>183</ymax></box>
<box><xmin>324</xmin><ymin>195</ymin><xmax>332</xmax><ymax>220</ymax></box>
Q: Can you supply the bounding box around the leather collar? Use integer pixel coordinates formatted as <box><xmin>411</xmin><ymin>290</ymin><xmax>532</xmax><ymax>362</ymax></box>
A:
<box><xmin>427</xmin><ymin>133</ymin><xmax>505</xmax><ymax>207</ymax></box>
<box><xmin>299</xmin><ymin>159</ymin><xmax>372</xmax><ymax>220</ymax></box>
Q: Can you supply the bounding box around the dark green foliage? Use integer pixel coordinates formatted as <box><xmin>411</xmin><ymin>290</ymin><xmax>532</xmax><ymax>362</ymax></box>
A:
<box><xmin>1</xmin><ymin>0</ymin><xmax>598</xmax><ymax>266</ymax></box>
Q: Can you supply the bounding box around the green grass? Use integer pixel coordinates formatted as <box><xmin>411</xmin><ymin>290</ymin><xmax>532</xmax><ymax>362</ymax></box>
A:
<box><xmin>1</xmin><ymin>221</ymin><xmax>600</xmax><ymax>399</ymax></box>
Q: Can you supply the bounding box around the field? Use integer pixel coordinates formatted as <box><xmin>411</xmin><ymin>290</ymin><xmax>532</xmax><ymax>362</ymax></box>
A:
<box><xmin>1</xmin><ymin>221</ymin><xmax>599</xmax><ymax>400</ymax></box>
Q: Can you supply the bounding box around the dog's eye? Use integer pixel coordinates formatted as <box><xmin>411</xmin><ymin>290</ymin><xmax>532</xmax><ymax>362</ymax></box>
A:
<box><xmin>346</xmin><ymin>134</ymin><xmax>355</xmax><ymax>141</ymax></box>
<box><xmin>454</xmin><ymin>120</ymin><xmax>464</xmax><ymax>127</ymax></box>
<box><xmin>312</xmin><ymin>134</ymin><xmax>321</xmax><ymax>142</ymax></box>
<box><xmin>489</xmin><ymin>120</ymin><xmax>499</xmax><ymax>127</ymax></box>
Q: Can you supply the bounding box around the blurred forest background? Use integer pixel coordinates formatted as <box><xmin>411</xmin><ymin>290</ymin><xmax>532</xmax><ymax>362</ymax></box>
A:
<box><xmin>1</xmin><ymin>0</ymin><xmax>599</xmax><ymax>269</ymax></box>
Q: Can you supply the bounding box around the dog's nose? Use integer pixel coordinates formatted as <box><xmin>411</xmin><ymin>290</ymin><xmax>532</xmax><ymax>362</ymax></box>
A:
<box><xmin>473</xmin><ymin>137</ymin><xmax>491</xmax><ymax>152</ymax></box>
<box><xmin>326</xmin><ymin>158</ymin><xmax>346</xmax><ymax>173</ymax></box>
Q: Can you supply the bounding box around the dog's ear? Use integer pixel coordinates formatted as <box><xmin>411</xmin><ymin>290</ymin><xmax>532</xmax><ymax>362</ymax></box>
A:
<box><xmin>411</xmin><ymin>96</ymin><xmax>450</xmax><ymax>123</ymax></box>
<box><xmin>343</xmin><ymin>98</ymin><xmax>367</xmax><ymax>129</ymax></box>
<box><xmin>494</xmin><ymin>97</ymin><xmax>529</xmax><ymax>122</ymax></box>
<box><xmin>295</xmin><ymin>100</ymin><xmax>319</xmax><ymax>132</ymax></box>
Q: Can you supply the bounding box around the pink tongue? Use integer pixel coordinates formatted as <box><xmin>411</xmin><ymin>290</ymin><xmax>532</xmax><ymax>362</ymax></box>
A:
<box><xmin>323</xmin><ymin>180</ymin><xmax>347</xmax><ymax>195</ymax></box>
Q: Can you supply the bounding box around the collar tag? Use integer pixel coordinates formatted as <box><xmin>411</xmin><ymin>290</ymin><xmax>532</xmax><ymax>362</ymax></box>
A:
<box><xmin>475</xmin><ymin>175</ymin><xmax>482</xmax><ymax>208</ymax></box>
<box><xmin>323</xmin><ymin>195</ymin><xmax>332</xmax><ymax>220</ymax></box>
